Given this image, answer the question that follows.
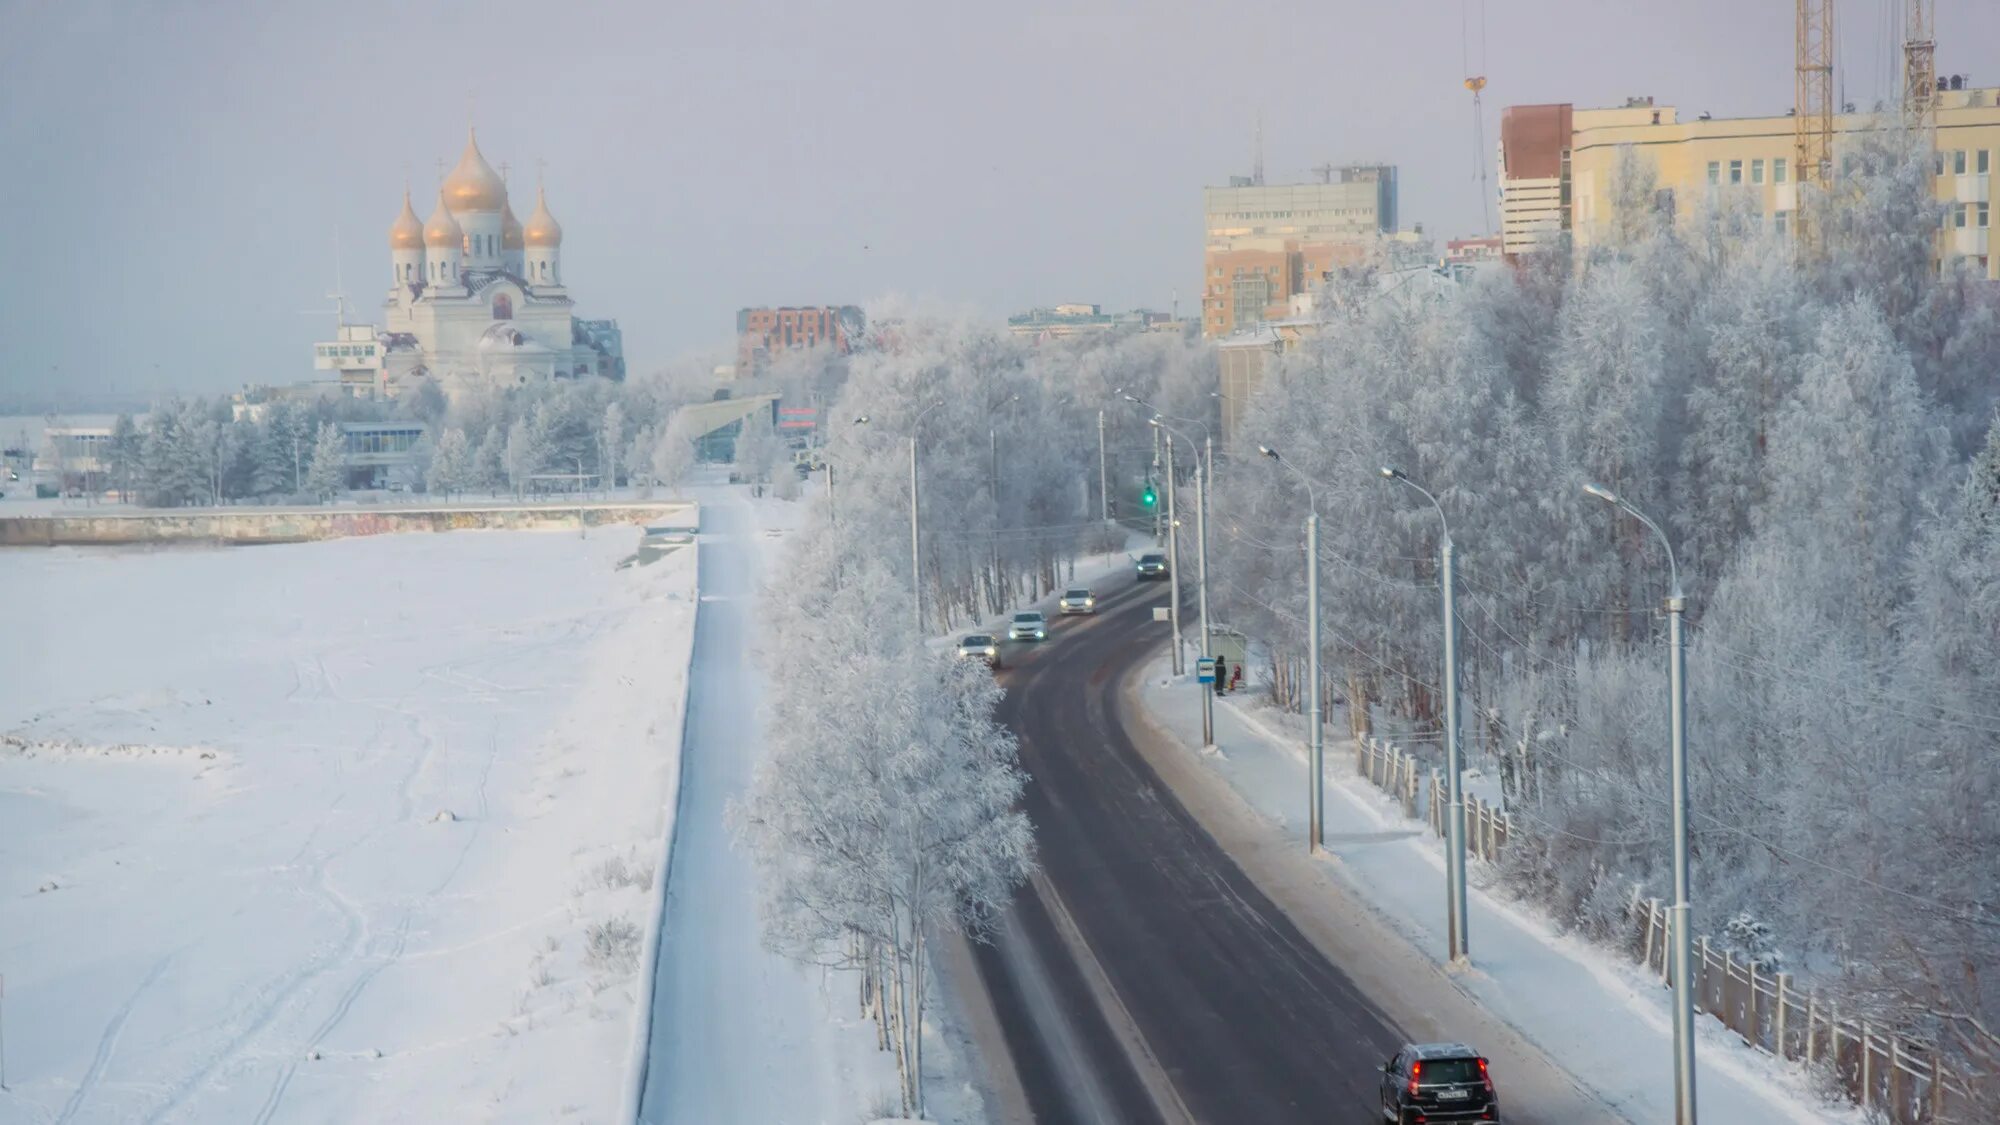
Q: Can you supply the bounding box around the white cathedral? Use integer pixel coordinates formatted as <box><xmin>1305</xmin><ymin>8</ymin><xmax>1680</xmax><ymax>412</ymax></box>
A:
<box><xmin>327</xmin><ymin>129</ymin><xmax>623</xmax><ymax>399</ymax></box>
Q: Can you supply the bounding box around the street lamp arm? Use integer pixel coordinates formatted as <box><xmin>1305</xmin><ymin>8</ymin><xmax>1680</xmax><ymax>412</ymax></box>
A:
<box><xmin>1258</xmin><ymin>445</ymin><xmax>1319</xmax><ymax>511</ymax></box>
<box><xmin>1381</xmin><ymin>467</ymin><xmax>1451</xmax><ymax>546</ymax></box>
<box><xmin>1582</xmin><ymin>483</ymin><xmax>1680</xmax><ymax>598</ymax></box>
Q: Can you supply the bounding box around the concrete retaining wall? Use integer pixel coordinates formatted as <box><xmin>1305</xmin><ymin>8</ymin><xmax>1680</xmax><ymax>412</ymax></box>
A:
<box><xmin>0</xmin><ymin>500</ymin><xmax>700</xmax><ymax>547</ymax></box>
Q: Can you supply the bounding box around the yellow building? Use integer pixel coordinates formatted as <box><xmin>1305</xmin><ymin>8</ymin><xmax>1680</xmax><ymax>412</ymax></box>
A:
<box><xmin>1500</xmin><ymin>86</ymin><xmax>2000</xmax><ymax>277</ymax></box>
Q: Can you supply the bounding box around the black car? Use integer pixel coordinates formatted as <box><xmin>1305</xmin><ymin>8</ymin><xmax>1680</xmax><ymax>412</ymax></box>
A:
<box><xmin>1135</xmin><ymin>551</ymin><xmax>1169</xmax><ymax>580</ymax></box>
<box><xmin>1378</xmin><ymin>1042</ymin><xmax>1499</xmax><ymax>1123</ymax></box>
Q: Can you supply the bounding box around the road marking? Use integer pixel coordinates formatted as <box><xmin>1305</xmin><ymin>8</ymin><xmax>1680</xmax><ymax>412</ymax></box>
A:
<box><xmin>1030</xmin><ymin>871</ymin><xmax>1199</xmax><ymax>1125</ymax></box>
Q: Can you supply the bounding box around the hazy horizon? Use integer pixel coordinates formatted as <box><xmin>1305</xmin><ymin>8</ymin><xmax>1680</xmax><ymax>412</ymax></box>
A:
<box><xmin>3</xmin><ymin>0</ymin><xmax>1993</xmax><ymax>403</ymax></box>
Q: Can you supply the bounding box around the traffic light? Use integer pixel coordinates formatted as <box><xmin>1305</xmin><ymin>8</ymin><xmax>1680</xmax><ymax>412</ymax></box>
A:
<box><xmin>1140</xmin><ymin>484</ymin><xmax>1157</xmax><ymax>509</ymax></box>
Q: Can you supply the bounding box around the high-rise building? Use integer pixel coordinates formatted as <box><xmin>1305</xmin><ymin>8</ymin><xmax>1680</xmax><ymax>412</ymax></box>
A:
<box><xmin>736</xmin><ymin>306</ymin><xmax>865</xmax><ymax>376</ymax></box>
<box><xmin>328</xmin><ymin>129</ymin><xmax>623</xmax><ymax>400</ymax></box>
<box><xmin>1499</xmin><ymin>84</ymin><xmax>2000</xmax><ymax>277</ymax></box>
<box><xmin>1201</xmin><ymin>164</ymin><xmax>1398</xmax><ymax>337</ymax></box>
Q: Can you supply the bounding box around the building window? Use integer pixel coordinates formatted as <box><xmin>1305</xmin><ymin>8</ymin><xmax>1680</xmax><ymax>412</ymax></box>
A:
<box><xmin>1728</xmin><ymin>160</ymin><xmax>1743</xmax><ymax>184</ymax></box>
<box><xmin>1981</xmin><ymin>150</ymin><xmax>1992</xmax><ymax>175</ymax></box>
<box><xmin>1979</xmin><ymin>202</ymin><xmax>1991</xmax><ymax>228</ymax></box>
<box><xmin>1774</xmin><ymin>210</ymin><xmax>1790</xmax><ymax>236</ymax></box>
<box><xmin>1707</xmin><ymin>161</ymin><xmax>1721</xmax><ymax>184</ymax></box>
<box><xmin>1955</xmin><ymin>150</ymin><xmax>1969</xmax><ymax>175</ymax></box>
<box><xmin>1751</xmin><ymin>159</ymin><xmax>1765</xmax><ymax>184</ymax></box>
<box><xmin>1775</xmin><ymin>158</ymin><xmax>1788</xmax><ymax>183</ymax></box>
<box><xmin>1954</xmin><ymin>202</ymin><xmax>1968</xmax><ymax>229</ymax></box>
<box><xmin>493</xmin><ymin>294</ymin><xmax>513</xmax><ymax>320</ymax></box>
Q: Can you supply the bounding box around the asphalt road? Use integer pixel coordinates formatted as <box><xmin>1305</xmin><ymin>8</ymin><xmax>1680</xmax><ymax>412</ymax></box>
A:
<box><xmin>969</xmin><ymin>572</ymin><xmax>1411</xmax><ymax>1124</ymax></box>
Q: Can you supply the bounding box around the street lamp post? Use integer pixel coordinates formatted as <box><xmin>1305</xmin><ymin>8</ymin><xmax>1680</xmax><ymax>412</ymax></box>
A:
<box><xmin>1098</xmin><ymin>409</ymin><xmax>1109</xmax><ymax>523</ymax></box>
<box><xmin>1260</xmin><ymin>445</ymin><xmax>1323</xmax><ymax>852</ymax></box>
<box><xmin>1162</xmin><ymin>431</ymin><xmax>1184</xmax><ymax>674</ymax></box>
<box><xmin>1584</xmin><ymin>483</ymin><xmax>1696</xmax><ymax>1125</ymax></box>
<box><xmin>836</xmin><ymin>415</ymin><xmax>870</xmax><ymax>526</ymax></box>
<box><xmin>1152</xmin><ymin>416</ymin><xmax>1214</xmax><ymax>747</ymax></box>
<box><xmin>1381</xmin><ymin>467</ymin><xmax>1470</xmax><ymax>966</ymax></box>
<box><xmin>909</xmin><ymin>401</ymin><xmax>944</xmax><ymax>635</ymax></box>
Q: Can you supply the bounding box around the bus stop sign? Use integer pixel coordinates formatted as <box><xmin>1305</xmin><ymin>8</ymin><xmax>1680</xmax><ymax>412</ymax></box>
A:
<box><xmin>1196</xmin><ymin>657</ymin><xmax>1217</xmax><ymax>683</ymax></box>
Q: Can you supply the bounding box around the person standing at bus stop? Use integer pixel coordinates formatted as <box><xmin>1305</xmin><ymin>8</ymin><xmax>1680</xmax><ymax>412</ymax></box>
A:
<box><xmin>1214</xmin><ymin>653</ymin><xmax>1228</xmax><ymax>696</ymax></box>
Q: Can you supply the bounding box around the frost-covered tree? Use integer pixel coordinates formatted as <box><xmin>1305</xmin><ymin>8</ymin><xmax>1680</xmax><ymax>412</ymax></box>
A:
<box><xmin>472</xmin><ymin>423</ymin><xmax>506</xmax><ymax>496</ymax></box>
<box><xmin>741</xmin><ymin>559</ymin><xmax>1033</xmax><ymax>1115</ymax></box>
<box><xmin>303</xmin><ymin>421</ymin><xmax>345</xmax><ymax>502</ymax></box>
<box><xmin>426</xmin><ymin>426</ymin><xmax>472</xmax><ymax>499</ymax></box>
<box><xmin>503</xmin><ymin>416</ymin><xmax>544</xmax><ymax>497</ymax></box>
<box><xmin>649</xmin><ymin>413</ymin><xmax>696</xmax><ymax>496</ymax></box>
<box><xmin>106</xmin><ymin>413</ymin><xmax>141</xmax><ymax>502</ymax></box>
<box><xmin>733</xmin><ymin>410</ymin><xmax>780</xmax><ymax>486</ymax></box>
<box><xmin>624</xmin><ymin>423</ymin><xmax>657</xmax><ymax>497</ymax></box>
<box><xmin>598</xmin><ymin>401</ymin><xmax>624</xmax><ymax>489</ymax></box>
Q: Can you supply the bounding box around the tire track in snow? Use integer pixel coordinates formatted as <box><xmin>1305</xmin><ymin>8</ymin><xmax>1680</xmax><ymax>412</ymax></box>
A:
<box><xmin>250</xmin><ymin>911</ymin><xmax>415</xmax><ymax>1125</ymax></box>
<box><xmin>141</xmin><ymin>838</ymin><xmax>369</xmax><ymax>1124</ymax></box>
<box><xmin>55</xmin><ymin>953</ymin><xmax>175</xmax><ymax>1125</ymax></box>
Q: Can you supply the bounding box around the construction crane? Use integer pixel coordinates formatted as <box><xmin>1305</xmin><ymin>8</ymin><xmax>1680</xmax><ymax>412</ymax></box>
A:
<box><xmin>1794</xmin><ymin>0</ymin><xmax>1835</xmax><ymax>251</ymax></box>
<box><xmin>1904</xmin><ymin>0</ymin><xmax>1937</xmax><ymax>133</ymax></box>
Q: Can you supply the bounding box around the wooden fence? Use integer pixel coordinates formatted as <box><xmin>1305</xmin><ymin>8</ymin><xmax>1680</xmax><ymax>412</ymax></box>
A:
<box><xmin>1351</xmin><ymin>737</ymin><xmax>1972</xmax><ymax>1123</ymax></box>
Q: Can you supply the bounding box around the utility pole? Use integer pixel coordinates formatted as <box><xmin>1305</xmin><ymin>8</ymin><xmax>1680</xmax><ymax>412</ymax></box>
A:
<box><xmin>1306</xmin><ymin>504</ymin><xmax>1321</xmax><ymax>849</ymax></box>
<box><xmin>1383</xmin><ymin>467</ymin><xmax>1470</xmax><ymax>964</ymax></box>
<box><xmin>1097</xmin><ymin>409</ymin><xmax>1109</xmax><ymax>523</ymax></box>
<box><xmin>1151</xmin><ymin>424</ymin><xmax>1163</xmax><ymax>543</ymax></box>
<box><xmin>1157</xmin><ymin>416</ymin><xmax>1216</xmax><ymax>745</ymax></box>
<box><xmin>1196</xmin><ymin>441</ymin><xmax>1213</xmax><ymax>746</ymax></box>
<box><xmin>908</xmin><ymin>402</ymin><xmax>942</xmax><ymax>635</ymax></box>
<box><xmin>1262</xmin><ymin>445</ymin><xmax>1321</xmax><ymax>851</ymax></box>
<box><xmin>1585</xmin><ymin>484</ymin><xmax>1696</xmax><ymax>1125</ymax></box>
<box><xmin>909</xmin><ymin>433</ymin><xmax>922</xmax><ymax>633</ymax></box>
<box><xmin>1163</xmin><ymin>434</ymin><xmax>1183</xmax><ymax>675</ymax></box>
<box><xmin>990</xmin><ymin>426</ymin><xmax>1002</xmax><ymax>608</ymax></box>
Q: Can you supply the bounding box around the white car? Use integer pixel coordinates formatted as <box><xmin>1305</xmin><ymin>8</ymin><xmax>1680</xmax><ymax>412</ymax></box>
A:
<box><xmin>1007</xmin><ymin>611</ymin><xmax>1048</xmax><ymax>642</ymax></box>
<box><xmin>956</xmin><ymin>633</ymin><xmax>1001</xmax><ymax>667</ymax></box>
<box><xmin>1058</xmin><ymin>588</ymin><xmax>1097</xmax><ymax>615</ymax></box>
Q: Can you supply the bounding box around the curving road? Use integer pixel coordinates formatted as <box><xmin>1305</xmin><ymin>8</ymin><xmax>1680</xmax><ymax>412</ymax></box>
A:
<box><xmin>965</xmin><ymin>570</ymin><xmax>1613</xmax><ymax>1124</ymax></box>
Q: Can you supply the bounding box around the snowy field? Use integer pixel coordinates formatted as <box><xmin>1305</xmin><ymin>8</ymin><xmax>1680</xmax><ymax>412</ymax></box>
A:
<box><xmin>0</xmin><ymin>525</ymin><xmax>696</xmax><ymax>1123</ymax></box>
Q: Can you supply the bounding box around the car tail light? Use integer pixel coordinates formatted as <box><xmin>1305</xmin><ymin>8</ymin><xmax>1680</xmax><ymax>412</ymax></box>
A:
<box><xmin>1408</xmin><ymin>1060</ymin><xmax>1422</xmax><ymax>1096</ymax></box>
<box><xmin>1479</xmin><ymin>1057</ymin><xmax>1493</xmax><ymax>1092</ymax></box>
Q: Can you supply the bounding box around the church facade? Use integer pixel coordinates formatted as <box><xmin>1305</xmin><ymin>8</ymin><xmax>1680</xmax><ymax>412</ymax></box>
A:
<box><xmin>358</xmin><ymin>130</ymin><xmax>623</xmax><ymax>399</ymax></box>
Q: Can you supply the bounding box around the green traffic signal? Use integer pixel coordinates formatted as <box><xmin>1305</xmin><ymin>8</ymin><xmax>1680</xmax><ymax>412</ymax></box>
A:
<box><xmin>1141</xmin><ymin>486</ymin><xmax>1157</xmax><ymax>508</ymax></box>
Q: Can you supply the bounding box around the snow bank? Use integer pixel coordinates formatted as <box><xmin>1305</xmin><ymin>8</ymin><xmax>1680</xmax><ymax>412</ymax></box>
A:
<box><xmin>0</xmin><ymin>526</ymin><xmax>697</xmax><ymax>1122</ymax></box>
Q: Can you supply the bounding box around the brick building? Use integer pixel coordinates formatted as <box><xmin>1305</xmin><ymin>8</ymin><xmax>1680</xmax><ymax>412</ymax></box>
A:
<box><xmin>736</xmin><ymin>306</ymin><xmax>865</xmax><ymax>376</ymax></box>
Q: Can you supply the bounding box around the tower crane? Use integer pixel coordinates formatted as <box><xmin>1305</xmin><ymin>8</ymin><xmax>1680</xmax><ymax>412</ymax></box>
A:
<box><xmin>1904</xmin><ymin>0</ymin><xmax>1937</xmax><ymax>133</ymax></box>
<box><xmin>1794</xmin><ymin>0</ymin><xmax>1835</xmax><ymax>251</ymax></box>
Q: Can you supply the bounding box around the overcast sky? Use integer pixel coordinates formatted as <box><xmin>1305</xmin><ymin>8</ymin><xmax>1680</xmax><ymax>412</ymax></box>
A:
<box><xmin>2</xmin><ymin>0</ymin><xmax>1994</xmax><ymax>401</ymax></box>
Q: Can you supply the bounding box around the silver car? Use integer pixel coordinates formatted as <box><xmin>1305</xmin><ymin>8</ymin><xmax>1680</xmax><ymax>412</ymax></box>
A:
<box><xmin>1007</xmin><ymin>611</ymin><xmax>1048</xmax><ymax>642</ymax></box>
<box><xmin>1058</xmin><ymin>588</ymin><xmax>1097</xmax><ymax>615</ymax></box>
<box><xmin>956</xmin><ymin>633</ymin><xmax>1001</xmax><ymax>667</ymax></box>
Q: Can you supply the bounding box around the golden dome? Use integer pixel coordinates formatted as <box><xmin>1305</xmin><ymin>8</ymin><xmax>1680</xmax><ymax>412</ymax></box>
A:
<box><xmin>442</xmin><ymin>128</ymin><xmax>507</xmax><ymax>213</ymax></box>
<box><xmin>524</xmin><ymin>187</ymin><xmax>563</xmax><ymax>248</ymax></box>
<box><xmin>423</xmin><ymin>191</ymin><xmax>464</xmax><ymax>249</ymax></box>
<box><xmin>501</xmin><ymin>202</ymin><xmax>525</xmax><ymax>250</ymax></box>
<box><xmin>389</xmin><ymin>190</ymin><xmax>425</xmax><ymax>251</ymax></box>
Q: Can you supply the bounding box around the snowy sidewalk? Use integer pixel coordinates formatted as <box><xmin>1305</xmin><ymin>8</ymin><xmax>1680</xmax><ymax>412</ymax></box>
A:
<box><xmin>1137</xmin><ymin>659</ymin><xmax>1860</xmax><ymax>1125</ymax></box>
<box><xmin>635</xmin><ymin>492</ymin><xmax>900</xmax><ymax>1123</ymax></box>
